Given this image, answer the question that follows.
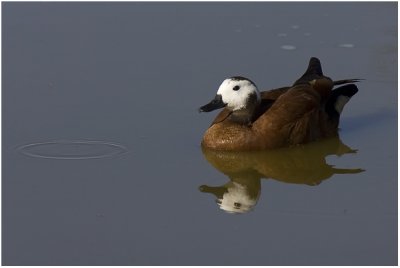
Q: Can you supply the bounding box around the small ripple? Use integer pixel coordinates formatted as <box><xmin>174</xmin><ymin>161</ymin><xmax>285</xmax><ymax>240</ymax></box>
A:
<box><xmin>17</xmin><ymin>140</ymin><xmax>128</xmax><ymax>160</ymax></box>
<box><xmin>281</xmin><ymin>45</ymin><xmax>297</xmax><ymax>50</ymax></box>
<box><xmin>339</xmin><ymin>43</ymin><xmax>355</xmax><ymax>48</ymax></box>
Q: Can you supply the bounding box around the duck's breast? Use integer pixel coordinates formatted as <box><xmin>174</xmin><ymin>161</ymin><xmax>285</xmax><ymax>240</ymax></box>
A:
<box><xmin>201</xmin><ymin>121</ymin><xmax>261</xmax><ymax>150</ymax></box>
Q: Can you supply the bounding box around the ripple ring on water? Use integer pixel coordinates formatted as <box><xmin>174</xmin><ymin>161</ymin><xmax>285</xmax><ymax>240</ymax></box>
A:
<box><xmin>17</xmin><ymin>140</ymin><xmax>128</xmax><ymax>160</ymax></box>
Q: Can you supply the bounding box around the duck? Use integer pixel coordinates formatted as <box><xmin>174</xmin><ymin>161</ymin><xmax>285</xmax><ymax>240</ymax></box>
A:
<box><xmin>199</xmin><ymin>57</ymin><xmax>360</xmax><ymax>151</ymax></box>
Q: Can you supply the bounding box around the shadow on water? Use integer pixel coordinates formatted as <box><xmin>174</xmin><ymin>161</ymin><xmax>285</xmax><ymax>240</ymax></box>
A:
<box><xmin>199</xmin><ymin>137</ymin><xmax>365</xmax><ymax>214</ymax></box>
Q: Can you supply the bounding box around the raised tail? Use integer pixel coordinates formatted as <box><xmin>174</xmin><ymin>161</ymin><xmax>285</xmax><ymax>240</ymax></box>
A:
<box><xmin>294</xmin><ymin>57</ymin><xmax>324</xmax><ymax>85</ymax></box>
<box><xmin>295</xmin><ymin>57</ymin><xmax>363</xmax><ymax>86</ymax></box>
<box><xmin>304</xmin><ymin>57</ymin><xmax>323</xmax><ymax>76</ymax></box>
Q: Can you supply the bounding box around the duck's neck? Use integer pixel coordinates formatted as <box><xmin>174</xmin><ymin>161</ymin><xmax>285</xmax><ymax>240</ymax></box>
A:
<box><xmin>229</xmin><ymin>109</ymin><xmax>255</xmax><ymax>125</ymax></box>
<box><xmin>229</xmin><ymin>102</ymin><xmax>260</xmax><ymax>125</ymax></box>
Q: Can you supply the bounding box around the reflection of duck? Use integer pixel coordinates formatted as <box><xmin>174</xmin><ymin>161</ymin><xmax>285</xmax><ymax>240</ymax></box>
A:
<box><xmin>199</xmin><ymin>57</ymin><xmax>360</xmax><ymax>151</ymax></box>
<box><xmin>200</xmin><ymin>172</ymin><xmax>261</xmax><ymax>214</ymax></box>
<box><xmin>199</xmin><ymin>137</ymin><xmax>364</xmax><ymax>214</ymax></box>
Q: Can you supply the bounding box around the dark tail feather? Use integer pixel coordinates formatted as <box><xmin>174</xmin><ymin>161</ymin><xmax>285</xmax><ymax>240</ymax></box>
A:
<box><xmin>294</xmin><ymin>57</ymin><xmax>324</xmax><ymax>85</ymax></box>
<box><xmin>303</xmin><ymin>57</ymin><xmax>323</xmax><ymax>76</ymax></box>
<box><xmin>326</xmin><ymin>84</ymin><xmax>358</xmax><ymax>118</ymax></box>
<box><xmin>333</xmin><ymin>78</ymin><xmax>364</xmax><ymax>86</ymax></box>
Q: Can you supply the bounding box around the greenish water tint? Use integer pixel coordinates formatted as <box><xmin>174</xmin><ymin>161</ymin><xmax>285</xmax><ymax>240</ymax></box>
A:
<box><xmin>200</xmin><ymin>137</ymin><xmax>364</xmax><ymax>214</ymax></box>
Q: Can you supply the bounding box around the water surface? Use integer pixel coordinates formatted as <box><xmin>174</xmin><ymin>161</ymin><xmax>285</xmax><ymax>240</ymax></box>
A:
<box><xmin>2</xmin><ymin>2</ymin><xmax>397</xmax><ymax>265</ymax></box>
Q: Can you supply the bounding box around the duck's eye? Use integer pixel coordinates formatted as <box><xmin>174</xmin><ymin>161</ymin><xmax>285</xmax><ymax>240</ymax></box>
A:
<box><xmin>233</xmin><ymin>85</ymin><xmax>240</xmax><ymax>91</ymax></box>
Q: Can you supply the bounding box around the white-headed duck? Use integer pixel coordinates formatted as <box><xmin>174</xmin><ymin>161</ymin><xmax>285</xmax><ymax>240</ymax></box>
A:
<box><xmin>199</xmin><ymin>57</ymin><xmax>359</xmax><ymax>151</ymax></box>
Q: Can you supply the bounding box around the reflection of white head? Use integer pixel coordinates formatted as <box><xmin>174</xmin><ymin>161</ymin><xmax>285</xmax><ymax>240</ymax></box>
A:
<box><xmin>217</xmin><ymin>182</ymin><xmax>258</xmax><ymax>214</ymax></box>
<box><xmin>216</xmin><ymin>77</ymin><xmax>261</xmax><ymax>111</ymax></box>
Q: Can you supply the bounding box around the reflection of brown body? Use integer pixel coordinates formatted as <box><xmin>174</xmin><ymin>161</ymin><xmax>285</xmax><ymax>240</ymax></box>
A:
<box><xmin>200</xmin><ymin>137</ymin><xmax>364</xmax><ymax>213</ymax></box>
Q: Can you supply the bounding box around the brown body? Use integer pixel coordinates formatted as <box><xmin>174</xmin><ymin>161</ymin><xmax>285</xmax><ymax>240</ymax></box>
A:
<box><xmin>200</xmin><ymin>58</ymin><xmax>359</xmax><ymax>151</ymax></box>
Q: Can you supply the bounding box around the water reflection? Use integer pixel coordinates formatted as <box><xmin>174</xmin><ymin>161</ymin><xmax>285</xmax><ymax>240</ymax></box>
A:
<box><xmin>199</xmin><ymin>137</ymin><xmax>364</xmax><ymax>214</ymax></box>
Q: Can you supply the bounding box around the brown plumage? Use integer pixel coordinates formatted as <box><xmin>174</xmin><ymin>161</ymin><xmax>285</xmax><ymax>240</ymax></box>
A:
<box><xmin>199</xmin><ymin>57</ymin><xmax>359</xmax><ymax>151</ymax></box>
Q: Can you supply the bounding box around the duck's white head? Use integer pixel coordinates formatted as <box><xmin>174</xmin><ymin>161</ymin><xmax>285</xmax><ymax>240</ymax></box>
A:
<box><xmin>199</xmin><ymin>76</ymin><xmax>261</xmax><ymax>112</ymax></box>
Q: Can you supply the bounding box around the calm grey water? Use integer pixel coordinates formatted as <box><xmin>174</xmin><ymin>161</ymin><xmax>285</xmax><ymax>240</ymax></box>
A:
<box><xmin>2</xmin><ymin>2</ymin><xmax>397</xmax><ymax>265</ymax></box>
